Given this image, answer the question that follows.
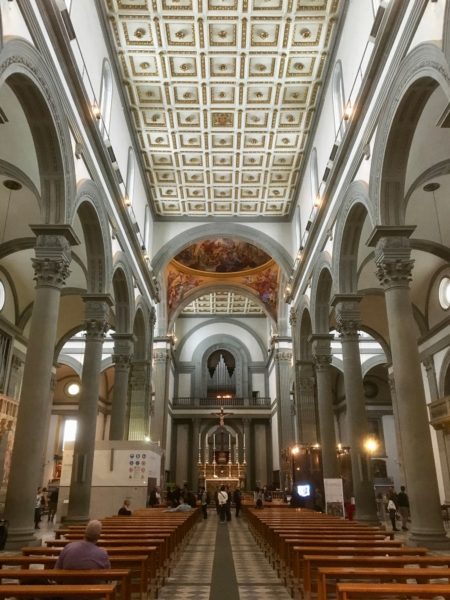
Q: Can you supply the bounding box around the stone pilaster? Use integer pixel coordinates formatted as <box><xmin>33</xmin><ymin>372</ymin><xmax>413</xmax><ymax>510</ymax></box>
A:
<box><xmin>5</xmin><ymin>226</ymin><xmax>78</xmax><ymax>549</ymax></box>
<box><xmin>190</xmin><ymin>418</ymin><xmax>200</xmax><ymax>491</ymax></box>
<box><xmin>66</xmin><ymin>294</ymin><xmax>112</xmax><ymax>523</ymax></box>
<box><xmin>311</xmin><ymin>334</ymin><xmax>339</xmax><ymax>479</ymax></box>
<box><xmin>128</xmin><ymin>360</ymin><xmax>151</xmax><ymax>441</ymax></box>
<box><xmin>150</xmin><ymin>338</ymin><xmax>171</xmax><ymax>473</ymax></box>
<box><xmin>109</xmin><ymin>334</ymin><xmax>134</xmax><ymax>440</ymax></box>
<box><xmin>332</xmin><ymin>294</ymin><xmax>378</xmax><ymax>523</ymax></box>
<box><xmin>368</xmin><ymin>226</ymin><xmax>448</xmax><ymax>547</ymax></box>
<box><xmin>295</xmin><ymin>360</ymin><xmax>318</xmax><ymax>445</ymax></box>
<box><xmin>243</xmin><ymin>418</ymin><xmax>252</xmax><ymax>490</ymax></box>
<box><xmin>274</xmin><ymin>343</ymin><xmax>294</xmax><ymax>454</ymax></box>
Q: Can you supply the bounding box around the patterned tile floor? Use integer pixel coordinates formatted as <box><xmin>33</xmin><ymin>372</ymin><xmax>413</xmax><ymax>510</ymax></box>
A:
<box><xmin>157</xmin><ymin>509</ymin><xmax>292</xmax><ymax>600</ymax></box>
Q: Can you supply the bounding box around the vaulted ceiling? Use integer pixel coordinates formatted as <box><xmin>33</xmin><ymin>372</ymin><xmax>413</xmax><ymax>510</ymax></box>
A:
<box><xmin>102</xmin><ymin>0</ymin><xmax>343</xmax><ymax>219</ymax></box>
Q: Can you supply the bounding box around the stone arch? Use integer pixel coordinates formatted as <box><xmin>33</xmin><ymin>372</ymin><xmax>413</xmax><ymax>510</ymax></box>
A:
<box><xmin>332</xmin><ymin>181</ymin><xmax>375</xmax><ymax>294</ymax></box>
<box><xmin>0</xmin><ymin>39</ymin><xmax>76</xmax><ymax>223</ymax></box>
<box><xmin>298</xmin><ymin>303</ymin><xmax>313</xmax><ymax>361</ymax></box>
<box><xmin>439</xmin><ymin>349</ymin><xmax>450</xmax><ymax>397</ymax></box>
<box><xmin>361</xmin><ymin>355</ymin><xmax>388</xmax><ymax>377</ymax></box>
<box><xmin>191</xmin><ymin>334</ymin><xmax>253</xmax><ymax>399</ymax></box>
<box><xmin>167</xmin><ymin>283</ymin><xmax>276</xmax><ymax>332</ymax></box>
<box><xmin>310</xmin><ymin>252</ymin><xmax>334</xmax><ymax>334</ymax></box>
<box><xmin>176</xmin><ymin>317</ymin><xmax>267</xmax><ymax>363</ymax></box>
<box><xmin>444</xmin><ymin>1</ymin><xmax>450</xmax><ymax>65</ymax></box>
<box><xmin>57</xmin><ymin>354</ymin><xmax>83</xmax><ymax>378</ymax></box>
<box><xmin>112</xmin><ymin>253</ymin><xmax>134</xmax><ymax>334</ymax></box>
<box><xmin>151</xmin><ymin>223</ymin><xmax>293</xmax><ymax>277</ymax></box>
<box><xmin>369</xmin><ymin>43</ymin><xmax>450</xmax><ymax>225</ymax></box>
<box><xmin>72</xmin><ymin>179</ymin><xmax>113</xmax><ymax>294</ymax></box>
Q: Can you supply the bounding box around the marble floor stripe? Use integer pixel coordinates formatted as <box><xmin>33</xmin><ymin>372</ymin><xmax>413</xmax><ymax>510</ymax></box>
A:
<box><xmin>157</xmin><ymin>509</ymin><xmax>292</xmax><ymax>600</ymax></box>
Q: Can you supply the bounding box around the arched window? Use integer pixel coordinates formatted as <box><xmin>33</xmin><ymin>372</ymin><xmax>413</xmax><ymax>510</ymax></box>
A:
<box><xmin>332</xmin><ymin>60</ymin><xmax>346</xmax><ymax>141</ymax></box>
<box><xmin>125</xmin><ymin>147</ymin><xmax>135</xmax><ymax>206</ymax></box>
<box><xmin>310</xmin><ymin>147</ymin><xmax>319</xmax><ymax>205</ymax></box>
<box><xmin>99</xmin><ymin>60</ymin><xmax>113</xmax><ymax>138</ymax></box>
<box><xmin>144</xmin><ymin>205</ymin><xmax>151</xmax><ymax>250</ymax></box>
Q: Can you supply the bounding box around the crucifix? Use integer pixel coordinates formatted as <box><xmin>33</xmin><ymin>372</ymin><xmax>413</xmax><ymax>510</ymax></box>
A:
<box><xmin>211</xmin><ymin>406</ymin><xmax>234</xmax><ymax>427</ymax></box>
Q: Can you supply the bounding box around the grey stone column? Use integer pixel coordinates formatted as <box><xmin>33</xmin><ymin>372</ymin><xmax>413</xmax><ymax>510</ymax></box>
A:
<box><xmin>5</xmin><ymin>226</ymin><xmax>78</xmax><ymax>549</ymax></box>
<box><xmin>295</xmin><ymin>360</ymin><xmax>318</xmax><ymax>444</ymax></box>
<box><xmin>150</xmin><ymin>338</ymin><xmax>171</xmax><ymax>472</ymax></box>
<box><xmin>274</xmin><ymin>343</ymin><xmax>294</xmax><ymax>453</ymax></box>
<box><xmin>243</xmin><ymin>418</ymin><xmax>252</xmax><ymax>490</ymax></box>
<box><xmin>66</xmin><ymin>295</ymin><xmax>111</xmax><ymax>522</ymax></box>
<box><xmin>128</xmin><ymin>360</ymin><xmax>151</xmax><ymax>441</ymax></box>
<box><xmin>190</xmin><ymin>418</ymin><xmax>200</xmax><ymax>491</ymax></box>
<box><xmin>109</xmin><ymin>334</ymin><xmax>134</xmax><ymax>440</ymax></box>
<box><xmin>311</xmin><ymin>334</ymin><xmax>339</xmax><ymax>479</ymax></box>
<box><xmin>332</xmin><ymin>294</ymin><xmax>378</xmax><ymax>523</ymax></box>
<box><xmin>369</xmin><ymin>226</ymin><xmax>449</xmax><ymax>547</ymax></box>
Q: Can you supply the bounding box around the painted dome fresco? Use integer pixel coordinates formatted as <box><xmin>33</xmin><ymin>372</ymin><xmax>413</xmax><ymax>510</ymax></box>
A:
<box><xmin>174</xmin><ymin>238</ymin><xmax>271</xmax><ymax>273</ymax></box>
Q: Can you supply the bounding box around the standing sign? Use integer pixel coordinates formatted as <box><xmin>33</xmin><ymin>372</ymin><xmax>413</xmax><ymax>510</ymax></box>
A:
<box><xmin>324</xmin><ymin>478</ymin><xmax>345</xmax><ymax>518</ymax></box>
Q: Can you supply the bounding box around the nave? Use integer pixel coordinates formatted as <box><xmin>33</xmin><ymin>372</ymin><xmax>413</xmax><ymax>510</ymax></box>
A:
<box><xmin>157</xmin><ymin>512</ymin><xmax>291</xmax><ymax>600</ymax></box>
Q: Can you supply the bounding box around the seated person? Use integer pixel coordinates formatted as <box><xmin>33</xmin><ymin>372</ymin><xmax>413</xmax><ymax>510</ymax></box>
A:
<box><xmin>54</xmin><ymin>520</ymin><xmax>110</xmax><ymax>570</ymax></box>
<box><xmin>164</xmin><ymin>500</ymin><xmax>192</xmax><ymax>513</ymax></box>
<box><xmin>118</xmin><ymin>499</ymin><xmax>131</xmax><ymax>515</ymax></box>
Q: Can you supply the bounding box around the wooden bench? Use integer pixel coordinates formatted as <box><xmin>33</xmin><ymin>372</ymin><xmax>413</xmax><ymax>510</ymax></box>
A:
<box><xmin>0</xmin><ymin>583</ymin><xmax>117</xmax><ymax>600</ymax></box>
<box><xmin>336</xmin><ymin>581</ymin><xmax>450</xmax><ymax>599</ymax></box>
<box><xmin>317</xmin><ymin>566</ymin><xmax>450</xmax><ymax>600</ymax></box>
<box><xmin>302</xmin><ymin>554</ymin><xmax>450</xmax><ymax>600</ymax></box>
<box><xmin>0</xmin><ymin>569</ymin><xmax>130</xmax><ymax>600</ymax></box>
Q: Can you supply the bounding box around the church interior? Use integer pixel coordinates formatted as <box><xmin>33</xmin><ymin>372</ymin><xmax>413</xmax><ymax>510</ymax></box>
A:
<box><xmin>0</xmin><ymin>0</ymin><xmax>449</xmax><ymax>566</ymax></box>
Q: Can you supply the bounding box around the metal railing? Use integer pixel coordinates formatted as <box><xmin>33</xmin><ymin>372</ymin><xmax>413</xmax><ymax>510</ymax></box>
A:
<box><xmin>172</xmin><ymin>397</ymin><xmax>271</xmax><ymax>408</ymax></box>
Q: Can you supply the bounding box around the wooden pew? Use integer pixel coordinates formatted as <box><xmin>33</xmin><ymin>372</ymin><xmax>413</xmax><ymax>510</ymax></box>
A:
<box><xmin>0</xmin><ymin>583</ymin><xmax>117</xmax><ymax>600</ymax></box>
<box><xmin>336</xmin><ymin>581</ymin><xmax>450</xmax><ymax>599</ymax></box>
<box><xmin>317</xmin><ymin>566</ymin><xmax>450</xmax><ymax>600</ymax></box>
<box><xmin>0</xmin><ymin>569</ymin><xmax>130</xmax><ymax>600</ymax></box>
<box><xmin>294</xmin><ymin>546</ymin><xmax>428</xmax><ymax>597</ymax></box>
<box><xmin>302</xmin><ymin>554</ymin><xmax>450</xmax><ymax>600</ymax></box>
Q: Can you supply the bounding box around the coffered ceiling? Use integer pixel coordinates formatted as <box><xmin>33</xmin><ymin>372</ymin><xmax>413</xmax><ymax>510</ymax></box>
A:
<box><xmin>102</xmin><ymin>0</ymin><xmax>343</xmax><ymax>218</ymax></box>
<box><xmin>182</xmin><ymin>291</ymin><xmax>264</xmax><ymax>314</ymax></box>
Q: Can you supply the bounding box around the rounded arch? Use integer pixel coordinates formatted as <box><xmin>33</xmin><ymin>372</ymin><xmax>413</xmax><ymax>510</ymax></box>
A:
<box><xmin>176</xmin><ymin>317</ymin><xmax>267</xmax><ymax>363</ymax></box>
<box><xmin>298</xmin><ymin>303</ymin><xmax>313</xmax><ymax>361</ymax></box>
<box><xmin>0</xmin><ymin>39</ymin><xmax>76</xmax><ymax>223</ymax></box>
<box><xmin>72</xmin><ymin>179</ymin><xmax>113</xmax><ymax>294</ymax></box>
<box><xmin>151</xmin><ymin>223</ymin><xmax>293</xmax><ymax>277</ymax></box>
<box><xmin>310</xmin><ymin>252</ymin><xmax>334</xmax><ymax>333</ymax></box>
<box><xmin>332</xmin><ymin>181</ymin><xmax>375</xmax><ymax>294</ymax></box>
<box><xmin>439</xmin><ymin>349</ymin><xmax>450</xmax><ymax>397</ymax></box>
<box><xmin>112</xmin><ymin>253</ymin><xmax>135</xmax><ymax>333</ymax></box>
<box><xmin>167</xmin><ymin>283</ymin><xmax>276</xmax><ymax>332</ymax></box>
<box><xmin>361</xmin><ymin>354</ymin><xmax>388</xmax><ymax>377</ymax></box>
<box><xmin>56</xmin><ymin>354</ymin><xmax>83</xmax><ymax>378</ymax></box>
<box><xmin>133</xmin><ymin>306</ymin><xmax>149</xmax><ymax>361</ymax></box>
<box><xmin>369</xmin><ymin>43</ymin><xmax>450</xmax><ymax>225</ymax></box>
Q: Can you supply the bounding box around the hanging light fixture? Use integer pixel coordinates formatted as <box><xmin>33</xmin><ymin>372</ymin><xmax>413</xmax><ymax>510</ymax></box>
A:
<box><xmin>423</xmin><ymin>182</ymin><xmax>443</xmax><ymax>244</ymax></box>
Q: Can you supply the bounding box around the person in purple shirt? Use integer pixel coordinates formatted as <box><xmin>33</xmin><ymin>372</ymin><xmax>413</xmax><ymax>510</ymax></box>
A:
<box><xmin>55</xmin><ymin>520</ymin><xmax>110</xmax><ymax>570</ymax></box>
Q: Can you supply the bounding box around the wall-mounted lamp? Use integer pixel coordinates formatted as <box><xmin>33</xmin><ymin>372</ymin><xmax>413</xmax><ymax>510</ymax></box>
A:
<box><xmin>124</xmin><ymin>196</ymin><xmax>131</xmax><ymax>207</ymax></box>
<box><xmin>92</xmin><ymin>103</ymin><xmax>101</xmax><ymax>120</ymax></box>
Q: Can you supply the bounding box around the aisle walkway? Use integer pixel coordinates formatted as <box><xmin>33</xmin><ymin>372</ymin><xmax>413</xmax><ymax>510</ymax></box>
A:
<box><xmin>158</xmin><ymin>510</ymin><xmax>291</xmax><ymax>600</ymax></box>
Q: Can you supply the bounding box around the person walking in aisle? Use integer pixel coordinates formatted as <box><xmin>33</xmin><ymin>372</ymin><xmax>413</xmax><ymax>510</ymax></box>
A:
<box><xmin>396</xmin><ymin>485</ymin><xmax>410</xmax><ymax>531</ymax></box>
<box><xmin>218</xmin><ymin>485</ymin><xmax>228</xmax><ymax>523</ymax></box>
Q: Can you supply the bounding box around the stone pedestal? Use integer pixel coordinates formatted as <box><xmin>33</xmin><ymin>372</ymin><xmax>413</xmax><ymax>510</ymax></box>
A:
<box><xmin>128</xmin><ymin>360</ymin><xmax>151</xmax><ymax>440</ymax></box>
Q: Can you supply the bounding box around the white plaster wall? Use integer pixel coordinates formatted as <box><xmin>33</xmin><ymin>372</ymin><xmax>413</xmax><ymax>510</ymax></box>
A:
<box><xmin>0</xmin><ymin>0</ymin><xmax>34</xmax><ymax>44</ymax></box>
<box><xmin>268</xmin><ymin>360</ymin><xmax>277</xmax><ymax>402</ymax></box>
<box><xmin>252</xmin><ymin>373</ymin><xmax>266</xmax><ymax>397</ymax></box>
<box><xmin>410</xmin><ymin>0</ymin><xmax>445</xmax><ymax>51</ymax></box>
<box><xmin>178</xmin><ymin>321</ymin><xmax>265</xmax><ymax>362</ymax></box>
<box><xmin>178</xmin><ymin>373</ymin><xmax>191</xmax><ymax>397</ymax></box>
<box><xmin>176</xmin><ymin>316</ymin><xmax>268</xmax><ymax>349</ymax></box>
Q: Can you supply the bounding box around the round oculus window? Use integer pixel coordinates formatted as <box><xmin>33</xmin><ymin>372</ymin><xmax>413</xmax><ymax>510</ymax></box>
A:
<box><xmin>66</xmin><ymin>382</ymin><xmax>81</xmax><ymax>397</ymax></box>
<box><xmin>439</xmin><ymin>277</ymin><xmax>450</xmax><ymax>310</ymax></box>
<box><xmin>0</xmin><ymin>281</ymin><xmax>5</xmax><ymax>311</ymax></box>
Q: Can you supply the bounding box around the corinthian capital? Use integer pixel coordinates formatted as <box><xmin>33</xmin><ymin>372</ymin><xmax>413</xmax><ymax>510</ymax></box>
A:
<box><xmin>83</xmin><ymin>294</ymin><xmax>113</xmax><ymax>341</ymax></box>
<box><xmin>367</xmin><ymin>225</ymin><xmax>415</xmax><ymax>290</ymax></box>
<box><xmin>31</xmin><ymin>225</ymin><xmax>79</xmax><ymax>289</ymax></box>
<box><xmin>331</xmin><ymin>294</ymin><xmax>361</xmax><ymax>338</ymax></box>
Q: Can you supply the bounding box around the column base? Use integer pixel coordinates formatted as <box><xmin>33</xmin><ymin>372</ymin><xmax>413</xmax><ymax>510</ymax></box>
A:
<box><xmin>409</xmin><ymin>529</ymin><xmax>450</xmax><ymax>549</ymax></box>
<box><xmin>62</xmin><ymin>515</ymin><xmax>90</xmax><ymax>525</ymax></box>
<box><xmin>5</xmin><ymin>526</ymin><xmax>41</xmax><ymax>551</ymax></box>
